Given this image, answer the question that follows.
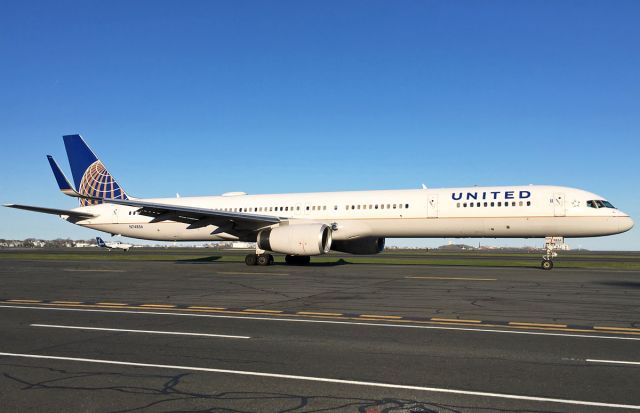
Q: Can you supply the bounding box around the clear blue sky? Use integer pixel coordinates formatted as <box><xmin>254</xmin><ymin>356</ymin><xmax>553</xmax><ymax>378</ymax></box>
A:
<box><xmin>1</xmin><ymin>1</ymin><xmax>638</xmax><ymax>249</ymax></box>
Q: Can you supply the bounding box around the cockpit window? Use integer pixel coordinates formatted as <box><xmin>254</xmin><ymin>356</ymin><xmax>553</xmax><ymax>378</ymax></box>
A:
<box><xmin>586</xmin><ymin>200</ymin><xmax>616</xmax><ymax>209</ymax></box>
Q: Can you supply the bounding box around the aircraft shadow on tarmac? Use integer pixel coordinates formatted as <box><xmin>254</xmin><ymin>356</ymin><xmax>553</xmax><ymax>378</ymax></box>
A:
<box><xmin>176</xmin><ymin>256</ymin><xmax>350</xmax><ymax>266</ymax></box>
<box><xmin>596</xmin><ymin>280</ymin><xmax>640</xmax><ymax>289</ymax></box>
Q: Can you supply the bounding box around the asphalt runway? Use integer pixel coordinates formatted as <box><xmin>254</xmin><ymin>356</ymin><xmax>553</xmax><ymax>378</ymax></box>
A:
<box><xmin>1</xmin><ymin>256</ymin><xmax>639</xmax><ymax>412</ymax></box>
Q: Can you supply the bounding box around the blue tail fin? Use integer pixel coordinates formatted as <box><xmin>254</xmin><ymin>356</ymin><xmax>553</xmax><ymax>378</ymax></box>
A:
<box><xmin>96</xmin><ymin>237</ymin><xmax>106</xmax><ymax>247</ymax></box>
<box><xmin>63</xmin><ymin>135</ymin><xmax>128</xmax><ymax>206</ymax></box>
<box><xmin>47</xmin><ymin>155</ymin><xmax>80</xmax><ymax>197</ymax></box>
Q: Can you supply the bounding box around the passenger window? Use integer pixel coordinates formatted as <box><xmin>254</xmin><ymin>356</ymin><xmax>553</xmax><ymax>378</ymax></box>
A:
<box><xmin>477</xmin><ymin>202</ymin><xmax>481</xmax><ymax>207</ymax></box>
<box><xmin>463</xmin><ymin>203</ymin><xmax>467</xmax><ymax>207</ymax></box>
<box><xmin>393</xmin><ymin>204</ymin><xmax>397</xmax><ymax>209</ymax></box>
<box><xmin>375</xmin><ymin>205</ymin><xmax>379</xmax><ymax>209</ymax></box>
<box><xmin>405</xmin><ymin>204</ymin><xmax>409</xmax><ymax>208</ymax></box>
<box><xmin>457</xmin><ymin>203</ymin><xmax>460</xmax><ymax>208</ymax></box>
<box><xmin>497</xmin><ymin>202</ymin><xmax>501</xmax><ymax>207</ymax></box>
<box><xmin>484</xmin><ymin>202</ymin><xmax>488</xmax><ymax>207</ymax></box>
<box><xmin>512</xmin><ymin>202</ymin><xmax>516</xmax><ymax>206</ymax></box>
<box><xmin>399</xmin><ymin>204</ymin><xmax>403</xmax><ymax>209</ymax></box>
<box><xmin>491</xmin><ymin>202</ymin><xmax>495</xmax><ymax>207</ymax></box>
<box><xmin>519</xmin><ymin>201</ymin><xmax>523</xmax><ymax>206</ymax></box>
<box><xmin>527</xmin><ymin>201</ymin><xmax>531</xmax><ymax>206</ymax></box>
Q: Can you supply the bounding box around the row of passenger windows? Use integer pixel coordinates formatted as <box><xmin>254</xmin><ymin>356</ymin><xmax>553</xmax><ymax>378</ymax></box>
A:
<box><xmin>345</xmin><ymin>203</ymin><xmax>409</xmax><ymax>210</ymax></box>
<box><xmin>127</xmin><ymin>203</ymin><xmax>412</xmax><ymax>215</ymax></box>
<box><xmin>457</xmin><ymin>201</ymin><xmax>531</xmax><ymax>208</ymax></box>
<box><xmin>215</xmin><ymin>203</ymin><xmax>410</xmax><ymax>213</ymax></box>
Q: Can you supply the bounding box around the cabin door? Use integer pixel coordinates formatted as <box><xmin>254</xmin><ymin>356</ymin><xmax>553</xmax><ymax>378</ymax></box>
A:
<box><xmin>553</xmin><ymin>193</ymin><xmax>566</xmax><ymax>216</ymax></box>
<box><xmin>112</xmin><ymin>207</ymin><xmax>119</xmax><ymax>224</ymax></box>
<box><xmin>427</xmin><ymin>194</ymin><xmax>438</xmax><ymax>218</ymax></box>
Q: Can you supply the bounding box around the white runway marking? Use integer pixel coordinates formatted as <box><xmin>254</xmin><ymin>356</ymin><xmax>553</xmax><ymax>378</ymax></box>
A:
<box><xmin>0</xmin><ymin>352</ymin><xmax>638</xmax><ymax>410</ymax></box>
<box><xmin>406</xmin><ymin>276</ymin><xmax>497</xmax><ymax>281</ymax></box>
<box><xmin>30</xmin><ymin>324</ymin><xmax>250</xmax><ymax>339</ymax></box>
<box><xmin>2</xmin><ymin>305</ymin><xmax>639</xmax><ymax>341</ymax></box>
<box><xmin>587</xmin><ymin>359</ymin><xmax>640</xmax><ymax>366</ymax></box>
<box><xmin>63</xmin><ymin>269</ymin><xmax>126</xmax><ymax>273</ymax></box>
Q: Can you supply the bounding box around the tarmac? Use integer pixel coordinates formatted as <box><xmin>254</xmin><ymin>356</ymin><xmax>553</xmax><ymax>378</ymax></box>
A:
<box><xmin>1</xmin><ymin>254</ymin><xmax>639</xmax><ymax>412</ymax></box>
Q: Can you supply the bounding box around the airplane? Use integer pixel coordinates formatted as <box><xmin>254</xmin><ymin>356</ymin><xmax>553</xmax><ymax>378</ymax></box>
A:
<box><xmin>96</xmin><ymin>236</ymin><xmax>132</xmax><ymax>252</ymax></box>
<box><xmin>4</xmin><ymin>135</ymin><xmax>634</xmax><ymax>270</ymax></box>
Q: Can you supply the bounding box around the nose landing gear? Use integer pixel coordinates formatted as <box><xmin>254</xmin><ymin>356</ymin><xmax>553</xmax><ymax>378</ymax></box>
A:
<box><xmin>541</xmin><ymin>236</ymin><xmax>564</xmax><ymax>270</ymax></box>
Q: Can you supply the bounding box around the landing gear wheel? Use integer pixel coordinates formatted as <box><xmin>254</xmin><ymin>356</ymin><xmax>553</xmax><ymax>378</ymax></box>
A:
<box><xmin>245</xmin><ymin>254</ymin><xmax>257</xmax><ymax>266</ymax></box>
<box><xmin>541</xmin><ymin>259</ymin><xmax>553</xmax><ymax>270</ymax></box>
<box><xmin>257</xmin><ymin>254</ymin><xmax>271</xmax><ymax>266</ymax></box>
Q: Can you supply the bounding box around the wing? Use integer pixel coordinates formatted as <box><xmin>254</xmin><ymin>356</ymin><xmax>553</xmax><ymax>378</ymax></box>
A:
<box><xmin>94</xmin><ymin>197</ymin><xmax>282</xmax><ymax>235</ymax></box>
<box><xmin>4</xmin><ymin>204</ymin><xmax>97</xmax><ymax>219</ymax></box>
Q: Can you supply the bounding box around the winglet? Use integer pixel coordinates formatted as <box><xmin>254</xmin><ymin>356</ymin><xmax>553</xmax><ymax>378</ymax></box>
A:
<box><xmin>47</xmin><ymin>155</ymin><xmax>81</xmax><ymax>197</ymax></box>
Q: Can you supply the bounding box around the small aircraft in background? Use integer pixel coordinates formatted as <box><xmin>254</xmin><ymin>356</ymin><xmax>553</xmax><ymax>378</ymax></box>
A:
<box><xmin>96</xmin><ymin>237</ymin><xmax>132</xmax><ymax>252</ymax></box>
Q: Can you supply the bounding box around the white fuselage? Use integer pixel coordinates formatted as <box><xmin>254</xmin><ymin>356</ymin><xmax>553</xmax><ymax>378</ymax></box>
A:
<box><xmin>68</xmin><ymin>185</ymin><xmax>633</xmax><ymax>242</ymax></box>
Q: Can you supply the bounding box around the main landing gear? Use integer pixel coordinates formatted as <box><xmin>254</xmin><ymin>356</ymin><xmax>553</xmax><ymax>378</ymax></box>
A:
<box><xmin>541</xmin><ymin>236</ymin><xmax>564</xmax><ymax>270</ymax></box>
<box><xmin>244</xmin><ymin>252</ymin><xmax>312</xmax><ymax>266</ymax></box>
<box><xmin>244</xmin><ymin>253</ymin><xmax>274</xmax><ymax>266</ymax></box>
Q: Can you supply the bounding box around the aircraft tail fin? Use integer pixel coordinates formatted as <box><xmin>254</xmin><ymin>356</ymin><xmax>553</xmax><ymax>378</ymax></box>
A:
<box><xmin>47</xmin><ymin>155</ymin><xmax>81</xmax><ymax>197</ymax></box>
<box><xmin>96</xmin><ymin>237</ymin><xmax>107</xmax><ymax>247</ymax></box>
<box><xmin>63</xmin><ymin>135</ymin><xmax>128</xmax><ymax>206</ymax></box>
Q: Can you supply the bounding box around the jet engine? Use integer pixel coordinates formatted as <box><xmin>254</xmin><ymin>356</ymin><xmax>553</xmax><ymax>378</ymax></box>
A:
<box><xmin>331</xmin><ymin>237</ymin><xmax>385</xmax><ymax>255</ymax></box>
<box><xmin>257</xmin><ymin>224</ymin><xmax>332</xmax><ymax>256</ymax></box>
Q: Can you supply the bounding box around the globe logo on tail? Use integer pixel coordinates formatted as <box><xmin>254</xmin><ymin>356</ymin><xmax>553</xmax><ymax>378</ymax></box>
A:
<box><xmin>78</xmin><ymin>160</ymin><xmax>127</xmax><ymax>206</ymax></box>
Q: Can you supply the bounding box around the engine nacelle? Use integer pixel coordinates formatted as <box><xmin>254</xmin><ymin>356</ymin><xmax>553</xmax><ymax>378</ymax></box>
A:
<box><xmin>331</xmin><ymin>237</ymin><xmax>385</xmax><ymax>255</ymax></box>
<box><xmin>258</xmin><ymin>224</ymin><xmax>332</xmax><ymax>256</ymax></box>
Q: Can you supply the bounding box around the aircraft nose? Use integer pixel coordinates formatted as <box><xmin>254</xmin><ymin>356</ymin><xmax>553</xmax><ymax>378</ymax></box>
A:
<box><xmin>618</xmin><ymin>215</ymin><xmax>634</xmax><ymax>233</ymax></box>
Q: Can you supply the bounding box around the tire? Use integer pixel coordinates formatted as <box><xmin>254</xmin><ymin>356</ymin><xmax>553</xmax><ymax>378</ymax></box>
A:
<box><xmin>257</xmin><ymin>254</ymin><xmax>270</xmax><ymax>266</ymax></box>
<box><xmin>541</xmin><ymin>259</ymin><xmax>553</xmax><ymax>270</ymax></box>
<box><xmin>245</xmin><ymin>254</ymin><xmax>257</xmax><ymax>266</ymax></box>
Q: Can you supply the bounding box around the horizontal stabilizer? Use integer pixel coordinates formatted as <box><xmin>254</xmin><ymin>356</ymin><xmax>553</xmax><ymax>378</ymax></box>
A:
<box><xmin>47</xmin><ymin>155</ymin><xmax>81</xmax><ymax>197</ymax></box>
<box><xmin>3</xmin><ymin>204</ymin><xmax>97</xmax><ymax>219</ymax></box>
